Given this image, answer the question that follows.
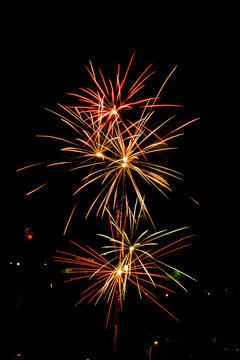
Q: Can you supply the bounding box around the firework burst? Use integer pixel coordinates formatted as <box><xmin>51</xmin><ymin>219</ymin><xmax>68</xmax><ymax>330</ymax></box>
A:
<box><xmin>54</xmin><ymin>200</ymin><xmax>197</xmax><ymax>328</ymax></box>
<box><xmin>18</xmin><ymin>102</ymin><xmax>198</xmax><ymax>233</ymax></box>
<box><xmin>17</xmin><ymin>55</ymin><xmax>199</xmax><ymax>233</ymax></box>
<box><xmin>18</xmin><ymin>55</ymin><xmax>199</xmax><ymax>348</ymax></box>
<box><xmin>66</xmin><ymin>52</ymin><xmax>183</xmax><ymax>136</ymax></box>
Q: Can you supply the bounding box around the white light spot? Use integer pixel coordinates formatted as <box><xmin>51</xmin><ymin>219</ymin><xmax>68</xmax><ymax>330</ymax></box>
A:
<box><xmin>96</xmin><ymin>152</ymin><xmax>103</xmax><ymax>158</ymax></box>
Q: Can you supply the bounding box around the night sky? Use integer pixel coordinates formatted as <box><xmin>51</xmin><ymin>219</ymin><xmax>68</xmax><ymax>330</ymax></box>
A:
<box><xmin>6</xmin><ymin>4</ymin><xmax>239</xmax><ymax>360</ymax></box>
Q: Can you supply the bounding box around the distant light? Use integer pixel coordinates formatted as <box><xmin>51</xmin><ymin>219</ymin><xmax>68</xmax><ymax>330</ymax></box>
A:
<box><xmin>10</xmin><ymin>261</ymin><xmax>13</xmax><ymax>265</ymax></box>
<box><xmin>122</xmin><ymin>162</ymin><xmax>127</xmax><ymax>168</ymax></box>
<box><xmin>165</xmin><ymin>293</ymin><xmax>169</xmax><ymax>297</ymax></box>
<box><xmin>25</xmin><ymin>226</ymin><xmax>34</xmax><ymax>240</ymax></box>
<box><xmin>16</xmin><ymin>262</ymin><xmax>21</xmax><ymax>266</ymax></box>
<box><xmin>154</xmin><ymin>340</ymin><xmax>159</xmax><ymax>346</ymax></box>
<box><xmin>129</xmin><ymin>246</ymin><xmax>134</xmax><ymax>252</ymax></box>
<box><xmin>117</xmin><ymin>269</ymin><xmax>122</xmax><ymax>275</ymax></box>
<box><xmin>124</xmin><ymin>265</ymin><xmax>128</xmax><ymax>271</ymax></box>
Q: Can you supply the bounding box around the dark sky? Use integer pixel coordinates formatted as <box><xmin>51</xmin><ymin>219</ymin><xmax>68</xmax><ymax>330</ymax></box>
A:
<box><xmin>7</xmin><ymin>4</ymin><xmax>240</xmax><ymax>360</ymax></box>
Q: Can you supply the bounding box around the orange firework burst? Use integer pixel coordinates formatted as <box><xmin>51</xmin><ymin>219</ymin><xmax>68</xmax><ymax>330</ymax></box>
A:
<box><xmin>18</xmin><ymin>103</ymin><xmax>197</xmax><ymax>234</ymax></box>
<box><xmin>54</xmin><ymin>201</ymin><xmax>197</xmax><ymax>328</ymax></box>
<box><xmin>17</xmin><ymin>55</ymin><xmax>199</xmax><ymax>233</ymax></box>
<box><xmin>67</xmin><ymin>52</ymin><xmax>183</xmax><ymax>136</ymax></box>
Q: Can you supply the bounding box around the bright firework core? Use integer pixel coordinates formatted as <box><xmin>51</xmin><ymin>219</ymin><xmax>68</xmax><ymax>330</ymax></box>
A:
<box><xmin>117</xmin><ymin>266</ymin><xmax>128</xmax><ymax>274</ymax></box>
<box><xmin>122</xmin><ymin>156</ymin><xmax>128</xmax><ymax>167</ymax></box>
<box><xmin>96</xmin><ymin>152</ymin><xmax>103</xmax><ymax>158</ymax></box>
<box><xmin>110</xmin><ymin>108</ymin><xmax>118</xmax><ymax>116</ymax></box>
